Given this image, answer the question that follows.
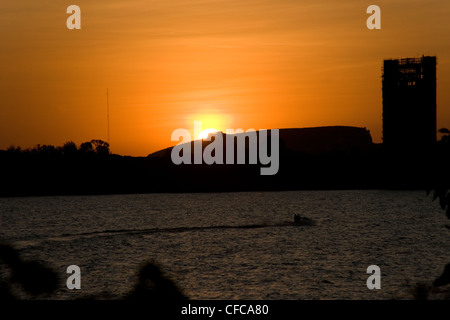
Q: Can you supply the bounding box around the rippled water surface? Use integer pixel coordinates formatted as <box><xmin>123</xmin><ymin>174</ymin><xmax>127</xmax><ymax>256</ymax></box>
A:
<box><xmin>0</xmin><ymin>190</ymin><xmax>449</xmax><ymax>299</ymax></box>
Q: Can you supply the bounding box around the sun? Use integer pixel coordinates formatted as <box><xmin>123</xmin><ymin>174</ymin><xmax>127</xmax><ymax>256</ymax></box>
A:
<box><xmin>198</xmin><ymin>128</ymin><xmax>220</xmax><ymax>140</ymax></box>
<box><xmin>187</xmin><ymin>112</ymin><xmax>233</xmax><ymax>140</ymax></box>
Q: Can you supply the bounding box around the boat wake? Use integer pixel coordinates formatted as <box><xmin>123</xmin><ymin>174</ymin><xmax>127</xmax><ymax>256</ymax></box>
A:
<box><xmin>10</xmin><ymin>218</ymin><xmax>315</xmax><ymax>247</ymax></box>
<box><xmin>65</xmin><ymin>219</ymin><xmax>315</xmax><ymax>238</ymax></box>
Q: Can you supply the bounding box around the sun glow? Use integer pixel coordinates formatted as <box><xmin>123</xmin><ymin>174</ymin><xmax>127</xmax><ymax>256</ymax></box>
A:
<box><xmin>198</xmin><ymin>128</ymin><xmax>220</xmax><ymax>140</ymax></box>
<box><xmin>187</xmin><ymin>113</ymin><xmax>233</xmax><ymax>141</ymax></box>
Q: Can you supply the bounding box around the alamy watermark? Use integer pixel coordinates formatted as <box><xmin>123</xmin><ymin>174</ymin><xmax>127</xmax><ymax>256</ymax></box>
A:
<box><xmin>66</xmin><ymin>5</ymin><xmax>81</xmax><ymax>29</ymax></box>
<box><xmin>66</xmin><ymin>265</ymin><xmax>81</xmax><ymax>290</ymax></box>
<box><xmin>170</xmin><ymin>121</ymin><xmax>279</xmax><ymax>175</ymax></box>
<box><xmin>66</xmin><ymin>5</ymin><xmax>380</xmax><ymax>31</ymax></box>
<box><xmin>366</xmin><ymin>265</ymin><xmax>381</xmax><ymax>289</ymax></box>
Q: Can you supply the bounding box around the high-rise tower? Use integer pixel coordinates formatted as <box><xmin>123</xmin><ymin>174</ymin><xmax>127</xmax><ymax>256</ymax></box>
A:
<box><xmin>382</xmin><ymin>56</ymin><xmax>436</xmax><ymax>148</ymax></box>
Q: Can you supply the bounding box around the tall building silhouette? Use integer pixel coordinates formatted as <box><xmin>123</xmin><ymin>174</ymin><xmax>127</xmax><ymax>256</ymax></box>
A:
<box><xmin>382</xmin><ymin>56</ymin><xmax>437</xmax><ymax>147</ymax></box>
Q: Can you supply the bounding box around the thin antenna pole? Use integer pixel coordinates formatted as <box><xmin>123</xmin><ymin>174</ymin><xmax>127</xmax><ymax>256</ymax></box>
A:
<box><xmin>107</xmin><ymin>88</ymin><xmax>110</xmax><ymax>145</ymax></box>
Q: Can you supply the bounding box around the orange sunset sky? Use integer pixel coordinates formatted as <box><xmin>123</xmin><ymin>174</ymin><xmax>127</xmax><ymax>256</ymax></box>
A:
<box><xmin>1</xmin><ymin>0</ymin><xmax>450</xmax><ymax>156</ymax></box>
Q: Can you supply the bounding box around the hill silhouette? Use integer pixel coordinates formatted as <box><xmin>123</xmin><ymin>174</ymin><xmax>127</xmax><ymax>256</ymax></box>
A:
<box><xmin>0</xmin><ymin>127</ymin><xmax>436</xmax><ymax>196</ymax></box>
<box><xmin>149</xmin><ymin>126</ymin><xmax>373</xmax><ymax>159</ymax></box>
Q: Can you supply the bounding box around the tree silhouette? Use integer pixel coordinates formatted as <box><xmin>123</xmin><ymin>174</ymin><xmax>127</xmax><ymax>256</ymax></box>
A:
<box><xmin>79</xmin><ymin>141</ymin><xmax>94</xmax><ymax>154</ymax></box>
<box><xmin>62</xmin><ymin>141</ymin><xmax>78</xmax><ymax>156</ymax></box>
<box><xmin>0</xmin><ymin>243</ymin><xmax>59</xmax><ymax>299</ymax></box>
<box><xmin>428</xmin><ymin>128</ymin><xmax>450</xmax><ymax>289</ymax></box>
<box><xmin>1</xmin><ymin>243</ymin><xmax>186</xmax><ymax>301</ymax></box>
<box><xmin>34</xmin><ymin>144</ymin><xmax>59</xmax><ymax>157</ymax></box>
<box><xmin>6</xmin><ymin>145</ymin><xmax>22</xmax><ymax>154</ymax></box>
<box><xmin>429</xmin><ymin>128</ymin><xmax>450</xmax><ymax>220</ymax></box>
<box><xmin>91</xmin><ymin>139</ymin><xmax>110</xmax><ymax>155</ymax></box>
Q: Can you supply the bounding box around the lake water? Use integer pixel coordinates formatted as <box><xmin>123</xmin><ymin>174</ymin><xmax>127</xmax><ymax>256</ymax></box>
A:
<box><xmin>0</xmin><ymin>190</ymin><xmax>449</xmax><ymax>299</ymax></box>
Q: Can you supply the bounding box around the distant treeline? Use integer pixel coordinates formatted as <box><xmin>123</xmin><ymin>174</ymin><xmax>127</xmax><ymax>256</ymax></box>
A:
<box><xmin>3</xmin><ymin>139</ymin><xmax>111</xmax><ymax>157</ymax></box>
<box><xmin>0</xmin><ymin>139</ymin><xmax>156</xmax><ymax>197</ymax></box>
<box><xmin>0</xmin><ymin>129</ymin><xmax>449</xmax><ymax>197</ymax></box>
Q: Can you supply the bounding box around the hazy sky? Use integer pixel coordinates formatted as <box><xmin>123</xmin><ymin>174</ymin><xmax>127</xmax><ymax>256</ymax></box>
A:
<box><xmin>1</xmin><ymin>0</ymin><xmax>450</xmax><ymax>156</ymax></box>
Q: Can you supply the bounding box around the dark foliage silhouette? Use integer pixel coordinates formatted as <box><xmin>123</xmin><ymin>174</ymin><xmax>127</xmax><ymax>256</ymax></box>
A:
<box><xmin>0</xmin><ymin>243</ymin><xmax>186</xmax><ymax>301</ymax></box>
<box><xmin>0</xmin><ymin>243</ymin><xmax>59</xmax><ymax>298</ymax></box>
<box><xmin>62</xmin><ymin>141</ymin><xmax>78</xmax><ymax>156</ymax></box>
<box><xmin>79</xmin><ymin>141</ymin><xmax>94</xmax><ymax>154</ymax></box>
<box><xmin>127</xmin><ymin>261</ymin><xmax>187</xmax><ymax>301</ymax></box>
<box><xmin>91</xmin><ymin>139</ymin><xmax>110</xmax><ymax>155</ymax></box>
<box><xmin>429</xmin><ymin>128</ymin><xmax>450</xmax><ymax>291</ymax></box>
<box><xmin>433</xmin><ymin>263</ymin><xmax>450</xmax><ymax>287</ymax></box>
